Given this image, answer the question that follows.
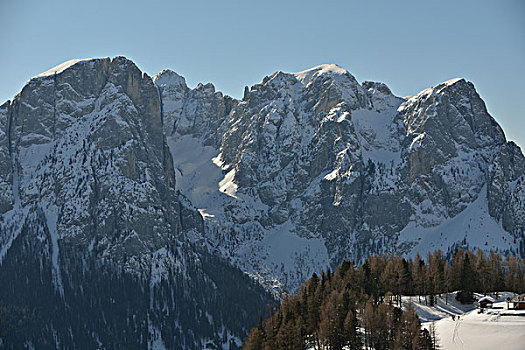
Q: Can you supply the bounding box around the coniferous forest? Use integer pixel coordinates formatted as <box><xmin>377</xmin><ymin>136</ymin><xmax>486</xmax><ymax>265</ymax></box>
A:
<box><xmin>243</xmin><ymin>249</ymin><xmax>525</xmax><ymax>350</ymax></box>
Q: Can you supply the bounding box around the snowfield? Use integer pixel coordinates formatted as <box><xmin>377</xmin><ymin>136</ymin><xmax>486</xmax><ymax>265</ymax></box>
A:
<box><xmin>403</xmin><ymin>293</ymin><xmax>525</xmax><ymax>350</ymax></box>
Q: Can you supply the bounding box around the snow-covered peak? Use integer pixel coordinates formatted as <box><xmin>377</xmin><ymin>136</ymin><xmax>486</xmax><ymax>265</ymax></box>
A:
<box><xmin>408</xmin><ymin>77</ymin><xmax>469</xmax><ymax>102</ymax></box>
<box><xmin>362</xmin><ymin>81</ymin><xmax>404</xmax><ymax>111</ymax></box>
<box><xmin>33</xmin><ymin>58</ymin><xmax>91</xmax><ymax>79</ymax></box>
<box><xmin>250</xmin><ymin>64</ymin><xmax>364</xmax><ymax>106</ymax></box>
<box><xmin>432</xmin><ymin>77</ymin><xmax>469</xmax><ymax>95</ymax></box>
<box><xmin>153</xmin><ymin>69</ymin><xmax>188</xmax><ymax>90</ymax></box>
<box><xmin>30</xmin><ymin>57</ymin><xmax>143</xmax><ymax>85</ymax></box>
<box><xmin>362</xmin><ymin>81</ymin><xmax>394</xmax><ymax>96</ymax></box>
<box><xmin>262</xmin><ymin>70</ymin><xmax>298</xmax><ymax>87</ymax></box>
<box><xmin>295</xmin><ymin>63</ymin><xmax>367</xmax><ymax>109</ymax></box>
<box><xmin>294</xmin><ymin>64</ymin><xmax>351</xmax><ymax>85</ymax></box>
<box><xmin>443</xmin><ymin>77</ymin><xmax>464</xmax><ymax>86</ymax></box>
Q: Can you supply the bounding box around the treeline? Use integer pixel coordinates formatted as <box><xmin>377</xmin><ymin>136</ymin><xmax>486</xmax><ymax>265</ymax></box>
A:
<box><xmin>243</xmin><ymin>249</ymin><xmax>525</xmax><ymax>350</ymax></box>
<box><xmin>359</xmin><ymin>249</ymin><xmax>525</xmax><ymax>305</ymax></box>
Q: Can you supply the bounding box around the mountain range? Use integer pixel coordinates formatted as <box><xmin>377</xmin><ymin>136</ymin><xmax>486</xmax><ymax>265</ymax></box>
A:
<box><xmin>0</xmin><ymin>56</ymin><xmax>523</xmax><ymax>348</ymax></box>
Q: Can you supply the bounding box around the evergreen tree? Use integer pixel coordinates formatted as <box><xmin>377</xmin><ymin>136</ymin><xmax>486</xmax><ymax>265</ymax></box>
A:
<box><xmin>413</xmin><ymin>254</ymin><xmax>427</xmax><ymax>303</ymax></box>
<box><xmin>394</xmin><ymin>303</ymin><xmax>420</xmax><ymax>350</ymax></box>
<box><xmin>429</xmin><ymin>321</ymin><xmax>440</xmax><ymax>350</ymax></box>
<box><xmin>243</xmin><ymin>317</ymin><xmax>265</xmax><ymax>350</ymax></box>
<box><xmin>449</xmin><ymin>249</ymin><xmax>464</xmax><ymax>291</ymax></box>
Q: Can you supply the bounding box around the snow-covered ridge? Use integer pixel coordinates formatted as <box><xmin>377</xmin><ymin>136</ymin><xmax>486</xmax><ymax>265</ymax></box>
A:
<box><xmin>405</xmin><ymin>77</ymin><xmax>468</xmax><ymax>103</ymax></box>
<box><xmin>33</xmin><ymin>58</ymin><xmax>92</xmax><ymax>78</ymax></box>
<box><xmin>442</xmin><ymin>77</ymin><xmax>464</xmax><ymax>86</ymax></box>
<box><xmin>294</xmin><ymin>63</ymin><xmax>352</xmax><ymax>84</ymax></box>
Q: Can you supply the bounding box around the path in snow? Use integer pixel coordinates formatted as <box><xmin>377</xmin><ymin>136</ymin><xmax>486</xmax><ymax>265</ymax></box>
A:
<box><xmin>451</xmin><ymin>318</ymin><xmax>464</xmax><ymax>349</ymax></box>
<box><xmin>435</xmin><ymin>301</ymin><xmax>525</xmax><ymax>350</ymax></box>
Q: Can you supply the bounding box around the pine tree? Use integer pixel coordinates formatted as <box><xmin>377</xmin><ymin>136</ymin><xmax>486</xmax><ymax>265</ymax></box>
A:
<box><xmin>429</xmin><ymin>321</ymin><xmax>440</xmax><ymax>350</ymax></box>
<box><xmin>319</xmin><ymin>291</ymin><xmax>344</xmax><ymax>350</ymax></box>
<box><xmin>449</xmin><ymin>249</ymin><xmax>463</xmax><ymax>292</ymax></box>
<box><xmin>243</xmin><ymin>317</ymin><xmax>264</xmax><ymax>350</ymax></box>
<box><xmin>460</xmin><ymin>251</ymin><xmax>475</xmax><ymax>293</ymax></box>
<box><xmin>488</xmin><ymin>250</ymin><xmax>504</xmax><ymax>292</ymax></box>
<box><xmin>475</xmin><ymin>249</ymin><xmax>490</xmax><ymax>294</ymax></box>
<box><xmin>394</xmin><ymin>303</ymin><xmax>421</xmax><ymax>350</ymax></box>
<box><xmin>413</xmin><ymin>254</ymin><xmax>426</xmax><ymax>303</ymax></box>
<box><xmin>343</xmin><ymin>308</ymin><xmax>360</xmax><ymax>350</ymax></box>
<box><xmin>443</xmin><ymin>261</ymin><xmax>450</xmax><ymax>304</ymax></box>
<box><xmin>417</xmin><ymin>329</ymin><xmax>434</xmax><ymax>350</ymax></box>
<box><xmin>505</xmin><ymin>255</ymin><xmax>519</xmax><ymax>292</ymax></box>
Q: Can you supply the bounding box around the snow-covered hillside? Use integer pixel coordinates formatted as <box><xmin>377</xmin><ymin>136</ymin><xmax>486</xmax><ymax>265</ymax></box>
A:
<box><xmin>403</xmin><ymin>293</ymin><xmax>525</xmax><ymax>350</ymax></box>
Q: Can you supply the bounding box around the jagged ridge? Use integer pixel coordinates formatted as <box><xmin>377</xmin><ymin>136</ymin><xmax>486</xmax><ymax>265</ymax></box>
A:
<box><xmin>154</xmin><ymin>60</ymin><xmax>525</xmax><ymax>292</ymax></box>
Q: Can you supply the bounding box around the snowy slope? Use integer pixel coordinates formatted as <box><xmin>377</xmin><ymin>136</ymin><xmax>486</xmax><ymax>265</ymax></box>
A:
<box><xmin>403</xmin><ymin>293</ymin><xmax>525</xmax><ymax>350</ymax></box>
<box><xmin>398</xmin><ymin>185</ymin><xmax>517</xmax><ymax>257</ymax></box>
<box><xmin>435</xmin><ymin>302</ymin><xmax>525</xmax><ymax>350</ymax></box>
<box><xmin>34</xmin><ymin>59</ymin><xmax>90</xmax><ymax>78</ymax></box>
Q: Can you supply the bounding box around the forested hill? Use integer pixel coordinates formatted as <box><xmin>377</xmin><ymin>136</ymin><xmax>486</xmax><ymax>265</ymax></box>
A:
<box><xmin>243</xmin><ymin>249</ymin><xmax>525</xmax><ymax>350</ymax></box>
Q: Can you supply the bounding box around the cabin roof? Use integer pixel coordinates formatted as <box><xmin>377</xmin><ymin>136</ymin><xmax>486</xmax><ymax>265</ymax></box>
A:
<box><xmin>478</xmin><ymin>296</ymin><xmax>495</xmax><ymax>303</ymax></box>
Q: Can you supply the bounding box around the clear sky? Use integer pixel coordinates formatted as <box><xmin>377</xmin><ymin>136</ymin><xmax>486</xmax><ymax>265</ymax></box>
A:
<box><xmin>1</xmin><ymin>0</ymin><xmax>524</xmax><ymax>149</ymax></box>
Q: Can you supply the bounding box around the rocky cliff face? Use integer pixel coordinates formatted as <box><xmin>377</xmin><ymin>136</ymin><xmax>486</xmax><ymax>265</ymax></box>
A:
<box><xmin>155</xmin><ymin>63</ymin><xmax>525</xmax><ymax>292</ymax></box>
<box><xmin>1</xmin><ymin>57</ymin><xmax>198</xmax><ymax>277</ymax></box>
<box><xmin>0</xmin><ymin>58</ymin><xmax>272</xmax><ymax>349</ymax></box>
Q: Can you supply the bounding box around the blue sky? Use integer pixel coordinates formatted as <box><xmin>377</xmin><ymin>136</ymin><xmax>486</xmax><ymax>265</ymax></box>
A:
<box><xmin>1</xmin><ymin>0</ymin><xmax>524</xmax><ymax>148</ymax></box>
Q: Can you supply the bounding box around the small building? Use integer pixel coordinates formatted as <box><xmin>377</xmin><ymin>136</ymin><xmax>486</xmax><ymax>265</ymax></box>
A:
<box><xmin>478</xmin><ymin>296</ymin><xmax>495</xmax><ymax>309</ymax></box>
<box><xmin>508</xmin><ymin>294</ymin><xmax>525</xmax><ymax>310</ymax></box>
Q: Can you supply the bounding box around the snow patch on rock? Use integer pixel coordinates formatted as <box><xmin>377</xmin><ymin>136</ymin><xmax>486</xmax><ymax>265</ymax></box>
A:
<box><xmin>34</xmin><ymin>59</ymin><xmax>90</xmax><ymax>78</ymax></box>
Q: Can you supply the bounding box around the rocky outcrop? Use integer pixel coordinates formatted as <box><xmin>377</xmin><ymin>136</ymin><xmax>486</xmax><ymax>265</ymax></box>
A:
<box><xmin>154</xmin><ymin>70</ymin><xmax>237</xmax><ymax>147</ymax></box>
